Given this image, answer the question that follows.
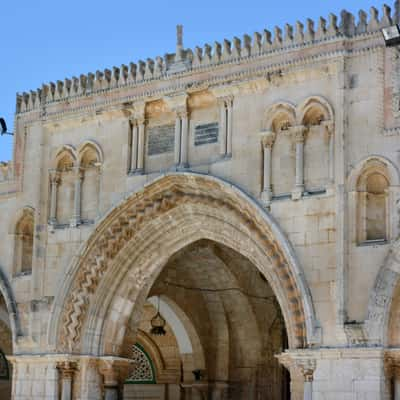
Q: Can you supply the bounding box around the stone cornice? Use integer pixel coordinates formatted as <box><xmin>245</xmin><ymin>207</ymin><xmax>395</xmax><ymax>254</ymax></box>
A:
<box><xmin>16</xmin><ymin>32</ymin><xmax>384</xmax><ymax>127</ymax></box>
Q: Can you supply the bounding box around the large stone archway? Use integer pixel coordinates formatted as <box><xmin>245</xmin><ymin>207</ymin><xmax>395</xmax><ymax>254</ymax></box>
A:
<box><xmin>48</xmin><ymin>173</ymin><xmax>319</xmax><ymax>357</ymax></box>
<box><xmin>365</xmin><ymin>239</ymin><xmax>400</xmax><ymax>345</ymax></box>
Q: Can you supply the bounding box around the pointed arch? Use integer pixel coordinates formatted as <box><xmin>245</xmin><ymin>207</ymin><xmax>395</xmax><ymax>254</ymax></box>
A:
<box><xmin>48</xmin><ymin>173</ymin><xmax>319</xmax><ymax>355</ymax></box>
<box><xmin>263</xmin><ymin>101</ymin><xmax>296</xmax><ymax>132</ymax></box>
<box><xmin>52</xmin><ymin>145</ymin><xmax>78</xmax><ymax>170</ymax></box>
<box><xmin>78</xmin><ymin>140</ymin><xmax>103</xmax><ymax>223</ymax></box>
<box><xmin>0</xmin><ymin>266</ymin><xmax>22</xmax><ymax>345</ymax></box>
<box><xmin>77</xmin><ymin>140</ymin><xmax>103</xmax><ymax>167</ymax></box>
<box><xmin>264</xmin><ymin>102</ymin><xmax>297</xmax><ymax>197</ymax></box>
<box><xmin>13</xmin><ymin>207</ymin><xmax>34</xmax><ymax>276</ymax></box>
<box><xmin>297</xmin><ymin>96</ymin><xmax>334</xmax><ymax>192</ymax></box>
<box><xmin>365</xmin><ymin>239</ymin><xmax>400</xmax><ymax>345</ymax></box>
<box><xmin>296</xmin><ymin>95</ymin><xmax>334</xmax><ymax>125</ymax></box>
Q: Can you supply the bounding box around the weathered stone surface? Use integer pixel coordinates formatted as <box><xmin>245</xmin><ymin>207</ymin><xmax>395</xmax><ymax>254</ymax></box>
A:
<box><xmin>2</xmin><ymin>3</ymin><xmax>400</xmax><ymax>399</ymax></box>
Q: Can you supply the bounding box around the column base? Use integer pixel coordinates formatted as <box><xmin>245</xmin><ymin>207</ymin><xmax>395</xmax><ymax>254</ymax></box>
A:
<box><xmin>176</xmin><ymin>163</ymin><xmax>189</xmax><ymax>170</ymax></box>
<box><xmin>48</xmin><ymin>218</ymin><xmax>57</xmax><ymax>226</ymax></box>
<box><xmin>69</xmin><ymin>218</ymin><xmax>82</xmax><ymax>228</ymax></box>
<box><xmin>261</xmin><ymin>190</ymin><xmax>272</xmax><ymax>207</ymax></box>
<box><xmin>128</xmin><ymin>168</ymin><xmax>144</xmax><ymax>176</ymax></box>
<box><xmin>218</xmin><ymin>153</ymin><xmax>232</xmax><ymax>161</ymax></box>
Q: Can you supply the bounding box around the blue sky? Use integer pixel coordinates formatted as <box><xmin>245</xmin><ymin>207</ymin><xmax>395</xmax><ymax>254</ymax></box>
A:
<box><xmin>0</xmin><ymin>0</ymin><xmax>385</xmax><ymax>161</ymax></box>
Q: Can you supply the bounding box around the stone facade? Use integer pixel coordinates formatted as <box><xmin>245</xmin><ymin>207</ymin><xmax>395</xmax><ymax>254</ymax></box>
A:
<box><xmin>2</xmin><ymin>3</ymin><xmax>400</xmax><ymax>399</ymax></box>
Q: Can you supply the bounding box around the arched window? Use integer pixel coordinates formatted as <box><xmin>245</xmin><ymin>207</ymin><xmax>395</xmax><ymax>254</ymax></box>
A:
<box><xmin>79</xmin><ymin>144</ymin><xmax>101</xmax><ymax>223</ymax></box>
<box><xmin>301</xmin><ymin>101</ymin><xmax>332</xmax><ymax>193</ymax></box>
<box><xmin>357</xmin><ymin>163</ymin><xmax>390</xmax><ymax>243</ymax></box>
<box><xmin>14</xmin><ymin>209</ymin><xmax>34</xmax><ymax>275</ymax></box>
<box><xmin>270</xmin><ymin>109</ymin><xmax>296</xmax><ymax>197</ymax></box>
<box><xmin>55</xmin><ymin>152</ymin><xmax>75</xmax><ymax>225</ymax></box>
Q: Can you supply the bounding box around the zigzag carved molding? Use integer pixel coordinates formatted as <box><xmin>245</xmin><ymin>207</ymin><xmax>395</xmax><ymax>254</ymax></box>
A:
<box><xmin>59</xmin><ymin>175</ymin><xmax>307</xmax><ymax>351</ymax></box>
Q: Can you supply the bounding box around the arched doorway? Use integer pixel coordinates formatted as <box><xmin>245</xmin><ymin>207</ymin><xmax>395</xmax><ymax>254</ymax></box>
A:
<box><xmin>49</xmin><ymin>173</ymin><xmax>319</xmax><ymax>399</ymax></box>
<box><xmin>121</xmin><ymin>240</ymin><xmax>289</xmax><ymax>399</ymax></box>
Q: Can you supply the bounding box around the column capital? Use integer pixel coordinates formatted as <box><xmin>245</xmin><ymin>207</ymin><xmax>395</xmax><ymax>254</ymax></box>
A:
<box><xmin>72</xmin><ymin>166</ymin><xmax>84</xmax><ymax>179</ymax></box>
<box><xmin>276</xmin><ymin>352</ymin><xmax>316</xmax><ymax>381</ymax></box>
<box><xmin>49</xmin><ymin>169</ymin><xmax>60</xmax><ymax>183</ymax></box>
<box><xmin>291</xmin><ymin>125</ymin><xmax>307</xmax><ymax>142</ymax></box>
<box><xmin>216</xmin><ymin>94</ymin><xmax>234</xmax><ymax>108</ymax></box>
<box><xmin>57</xmin><ymin>361</ymin><xmax>78</xmax><ymax>379</ymax></box>
<box><xmin>210</xmin><ymin>85</ymin><xmax>235</xmax><ymax>103</ymax></box>
<box><xmin>175</xmin><ymin>105</ymin><xmax>189</xmax><ymax>119</ymax></box>
<box><xmin>322</xmin><ymin>120</ymin><xmax>334</xmax><ymax>136</ymax></box>
<box><xmin>132</xmin><ymin>101</ymin><xmax>146</xmax><ymax>120</ymax></box>
<box><xmin>261</xmin><ymin>131</ymin><xmax>276</xmax><ymax>148</ymax></box>
<box><xmin>98</xmin><ymin>357</ymin><xmax>131</xmax><ymax>386</ymax></box>
<box><xmin>164</xmin><ymin>93</ymin><xmax>188</xmax><ymax>112</ymax></box>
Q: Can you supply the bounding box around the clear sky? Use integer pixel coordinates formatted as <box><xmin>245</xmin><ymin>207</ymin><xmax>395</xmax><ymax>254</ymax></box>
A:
<box><xmin>0</xmin><ymin>0</ymin><xmax>386</xmax><ymax>161</ymax></box>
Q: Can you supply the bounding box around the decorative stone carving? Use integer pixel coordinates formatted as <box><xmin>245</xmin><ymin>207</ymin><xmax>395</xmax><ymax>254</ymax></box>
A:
<box><xmin>57</xmin><ymin>361</ymin><xmax>77</xmax><ymax>400</ymax></box>
<box><xmin>59</xmin><ymin>174</ymin><xmax>310</xmax><ymax>352</ymax></box>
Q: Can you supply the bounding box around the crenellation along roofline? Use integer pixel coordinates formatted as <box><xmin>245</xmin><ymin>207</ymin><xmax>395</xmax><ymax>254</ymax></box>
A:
<box><xmin>15</xmin><ymin>2</ymin><xmax>397</xmax><ymax>115</ymax></box>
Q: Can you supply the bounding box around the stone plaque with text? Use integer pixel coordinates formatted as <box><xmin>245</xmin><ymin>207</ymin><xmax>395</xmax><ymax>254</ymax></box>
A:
<box><xmin>194</xmin><ymin>122</ymin><xmax>219</xmax><ymax>146</ymax></box>
<box><xmin>147</xmin><ymin>124</ymin><xmax>175</xmax><ymax>156</ymax></box>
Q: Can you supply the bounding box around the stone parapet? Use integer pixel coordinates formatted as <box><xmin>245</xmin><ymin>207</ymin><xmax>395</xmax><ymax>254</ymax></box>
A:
<box><xmin>15</xmin><ymin>5</ymin><xmax>394</xmax><ymax>115</ymax></box>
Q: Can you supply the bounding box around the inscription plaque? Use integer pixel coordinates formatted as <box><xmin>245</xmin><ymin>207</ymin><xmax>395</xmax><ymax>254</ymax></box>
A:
<box><xmin>147</xmin><ymin>124</ymin><xmax>175</xmax><ymax>156</ymax></box>
<box><xmin>194</xmin><ymin>122</ymin><xmax>219</xmax><ymax>146</ymax></box>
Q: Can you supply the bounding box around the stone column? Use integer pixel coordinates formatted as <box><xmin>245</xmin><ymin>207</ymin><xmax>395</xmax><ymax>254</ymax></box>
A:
<box><xmin>292</xmin><ymin>125</ymin><xmax>306</xmax><ymax>200</ymax></box>
<box><xmin>261</xmin><ymin>131</ymin><xmax>275</xmax><ymax>206</ymax></box>
<box><xmin>99</xmin><ymin>358</ymin><xmax>131</xmax><ymax>400</ymax></box>
<box><xmin>302</xmin><ymin>370</ymin><xmax>314</xmax><ymax>400</ymax></box>
<box><xmin>385</xmin><ymin>354</ymin><xmax>400</xmax><ymax>400</ymax></box>
<box><xmin>79</xmin><ymin>358</ymin><xmax>102</xmax><ymax>400</ymax></box>
<box><xmin>218</xmin><ymin>98</ymin><xmax>227</xmax><ymax>157</ymax></box>
<box><xmin>129</xmin><ymin>120</ymin><xmax>138</xmax><ymax>173</ymax></box>
<box><xmin>277</xmin><ymin>353</ymin><xmax>316</xmax><ymax>400</ymax></box>
<box><xmin>395</xmin><ymin>375</ymin><xmax>400</xmax><ymax>400</ymax></box>
<box><xmin>136</xmin><ymin>118</ymin><xmax>145</xmax><ymax>174</ymax></box>
<box><xmin>226</xmin><ymin>96</ymin><xmax>233</xmax><ymax>158</ymax></box>
<box><xmin>57</xmin><ymin>361</ymin><xmax>77</xmax><ymax>400</ymax></box>
<box><xmin>71</xmin><ymin>167</ymin><xmax>83</xmax><ymax>227</ymax></box>
<box><xmin>179</xmin><ymin>108</ymin><xmax>189</xmax><ymax>169</ymax></box>
<box><xmin>49</xmin><ymin>169</ymin><xmax>59</xmax><ymax>225</ymax></box>
<box><xmin>174</xmin><ymin>113</ymin><xmax>182</xmax><ymax>166</ymax></box>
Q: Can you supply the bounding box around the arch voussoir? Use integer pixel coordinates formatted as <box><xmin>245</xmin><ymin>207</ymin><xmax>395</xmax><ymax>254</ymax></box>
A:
<box><xmin>51</xmin><ymin>173</ymin><xmax>318</xmax><ymax>354</ymax></box>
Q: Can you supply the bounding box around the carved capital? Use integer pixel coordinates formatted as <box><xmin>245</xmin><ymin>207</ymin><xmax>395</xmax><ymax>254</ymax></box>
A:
<box><xmin>175</xmin><ymin>106</ymin><xmax>189</xmax><ymax>119</ymax></box>
<box><xmin>291</xmin><ymin>125</ymin><xmax>307</xmax><ymax>142</ymax></box>
<box><xmin>57</xmin><ymin>361</ymin><xmax>77</xmax><ymax>379</ymax></box>
<box><xmin>210</xmin><ymin>85</ymin><xmax>236</xmax><ymax>102</ymax></box>
<box><xmin>132</xmin><ymin>102</ymin><xmax>146</xmax><ymax>121</ymax></box>
<box><xmin>72</xmin><ymin>166</ymin><xmax>84</xmax><ymax>180</ymax></box>
<box><xmin>49</xmin><ymin>169</ymin><xmax>60</xmax><ymax>184</ymax></box>
<box><xmin>261</xmin><ymin>131</ymin><xmax>276</xmax><ymax>148</ymax></box>
<box><xmin>276</xmin><ymin>352</ymin><xmax>316</xmax><ymax>382</ymax></box>
<box><xmin>217</xmin><ymin>95</ymin><xmax>234</xmax><ymax>108</ymax></box>
<box><xmin>322</xmin><ymin>120</ymin><xmax>334</xmax><ymax>136</ymax></box>
<box><xmin>164</xmin><ymin>93</ymin><xmax>188</xmax><ymax>113</ymax></box>
<box><xmin>99</xmin><ymin>358</ymin><xmax>131</xmax><ymax>387</ymax></box>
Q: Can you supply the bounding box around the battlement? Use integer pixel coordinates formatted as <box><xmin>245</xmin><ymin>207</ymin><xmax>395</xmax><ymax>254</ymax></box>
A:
<box><xmin>16</xmin><ymin>3</ymin><xmax>398</xmax><ymax>114</ymax></box>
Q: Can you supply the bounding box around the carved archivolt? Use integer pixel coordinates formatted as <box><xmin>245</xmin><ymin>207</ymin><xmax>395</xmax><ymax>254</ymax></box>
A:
<box><xmin>56</xmin><ymin>173</ymin><xmax>317</xmax><ymax>352</ymax></box>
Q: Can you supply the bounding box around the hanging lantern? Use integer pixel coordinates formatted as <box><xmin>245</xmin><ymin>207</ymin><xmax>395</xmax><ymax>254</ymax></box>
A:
<box><xmin>150</xmin><ymin>297</ymin><xmax>166</xmax><ymax>336</ymax></box>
